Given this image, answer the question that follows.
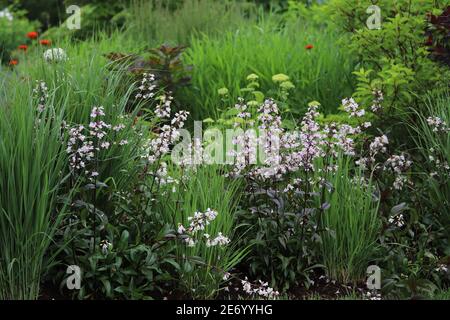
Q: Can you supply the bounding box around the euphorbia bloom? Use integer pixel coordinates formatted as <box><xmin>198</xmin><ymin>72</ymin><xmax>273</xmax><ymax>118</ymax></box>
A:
<box><xmin>27</xmin><ymin>31</ymin><xmax>38</xmax><ymax>39</ymax></box>
<box><xmin>39</xmin><ymin>39</ymin><xmax>51</xmax><ymax>46</ymax></box>
<box><xmin>18</xmin><ymin>45</ymin><xmax>28</xmax><ymax>51</ymax></box>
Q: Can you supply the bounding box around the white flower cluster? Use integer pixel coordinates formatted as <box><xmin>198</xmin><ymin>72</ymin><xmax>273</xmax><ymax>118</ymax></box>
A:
<box><xmin>205</xmin><ymin>232</ymin><xmax>230</xmax><ymax>247</ymax></box>
<box><xmin>0</xmin><ymin>8</ymin><xmax>13</xmax><ymax>21</ymax></box>
<box><xmin>364</xmin><ymin>290</ymin><xmax>382</xmax><ymax>300</ymax></box>
<box><xmin>155</xmin><ymin>93</ymin><xmax>172</xmax><ymax>118</ymax></box>
<box><xmin>435</xmin><ymin>264</ymin><xmax>448</xmax><ymax>273</ymax></box>
<box><xmin>135</xmin><ymin>72</ymin><xmax>191</xmax><ymax>165</ymax></box>
<box><xmin>428</xmin><ymin>149</ymin><xmax>450</xmax><ymax>177</ymax></box>
<box><xmin>228</xmin><ymin>98</ymin><xmax>369</xmax><ymax>181</ymax></box>
<box><xmin>357</xmin><ymin>135</ymin><xmax>389</xmax><ymax>170</ymax></box>
<box><xmin>99</xmin><ymin>239</ymin><xmax>113</xmax><ymax>255</ymax></box>
<box><xmin>154</xmin><ymin>161</ymin><xmax>177</xmax><ymax>186</ymax></box>
<box><xmin>144</xmin><ymin>108</ymin><xmax>190</xmax><ymax>164</ymax></box>
<box><xmin>370</xmin><ymin>90</ymin><xmax>384</xmax><ymax>112</ymax></box>
<box><xmin>33</xmin><ymin>80</ymin><xmax>49</xmax><ymax>113</ymax></box>
<box><xmin>186</xmin><ymin>208</ymin><xmax>218</xmax><ymax>233</ymax></box>
<box><xmin>43</xmin><ymin>48</ymin><xmax>68</xmax><ymax>62</ymax></box>
<box><xmin>342</xmin><ymin>97</ymin><xmax>365</xmax><ymax>117</ymax></box>
<box><xmin>67</xmin><ymin>125</ymin><xmax>93</xmax><ymax>172</ymax></box>
<box><xmin>89</xmin><ymin>106</ymin><xmax>111</xmax><ymax>140</ymax></box>
<box><xmin>427</xmin><ymin>116</ymin><xmax>449</xmax><ymax>133</ymax></box>
<box><xmin>66</xmin><ymin>106</ymin><xmax>126</xmax><ymax>177</ymax></box>
<box><xmin>385</xmin><ymin>154</ymin><xmax>412</xmax><ymax>174</ymax></box>
<box><xmin>384</xmin><ymin>154</ymin><xmax>412</xmax><ymax>190</ymax></box>
<box><xmin>235</xmin><ymin>97</ymin><xmax>252</xmax><ymax>122</ymax></box>
<box><xmin>241</xmin><ymin>278</ymin><xmax>280</xmax><ymax>299</ymax></box>
<box><xmin>228</xmin><ymin>129</ymin><xmax>258</xmax><ymax>176</ymax></box>
<box><xmin>177</xmin><ymin>209</ymin><xmax>230</xmax><ymax>248</ymax></box>
<box><xmin>370</xmin><ymin>135</ymin><xmax>389</xmax><ymax>154</ymax></box>
<box><xmin>388</xmin><ymin>213</ymin><xmax>406</xmax><ymax>228</ymax></box>
<box><xmin>135</xmin><ymin>73</ymin><xmax>156</xmax><ymax>100</ymax></box>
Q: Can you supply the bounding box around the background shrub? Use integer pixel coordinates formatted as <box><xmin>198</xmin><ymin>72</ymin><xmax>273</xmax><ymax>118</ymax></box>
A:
<box><xmin>0</xmin><ymin>6</ymin><xmax>39</xmax><ymax>64</ymax></box>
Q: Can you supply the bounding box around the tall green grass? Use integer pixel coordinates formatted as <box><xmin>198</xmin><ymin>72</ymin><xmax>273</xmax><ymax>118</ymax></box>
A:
<box><xmin>127</xmin><ymin>0</ymin><xmax>258</xmax><ymax>45</ymax></box>
<box><xmin>410</xmin><ymin>90</ymin><xmax>450</xmax><ymax>231</ymax></box>
<box><xmin>319</xmin><ymin>156</ymin><xmax>381</xmax><ymax>284</ymax></box>
<box><xmin>159</xmin><ymin>165</ymin><xmax>247</xmax><ymax>298</ymax></box>
<box><xmin>0</xmin><ymin>75</ymin><xmax>67</xmax><ymax>299</ymax></box>
<box><xmin>180</xmin><ymin>19</ymin><xmax>355</xmax><ymax>119</ymax></box>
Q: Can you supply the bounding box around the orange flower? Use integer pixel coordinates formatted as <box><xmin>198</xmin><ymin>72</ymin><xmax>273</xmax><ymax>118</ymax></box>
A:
<box><xmin>18</xmin><ymin>44</ymin><xmax>28</xmax><ymax>51</ymax></box>
<box><xmin>39</xmin><ymin>39</ymin><xmax>51</xmax><ymax>46</ymax></box>
<box><xmin>27</xmin><ymin>31</ymin><xmax>38</xmax><ymax>39</ymax></box>
<box><xmin>305</xmin><ymin>44</ymin><xmax>314</xmax><ymax>50</ymax></box>
<box><xmin>9</xmin><ymin>59</ymin><xmax>18</xmax><ymax>66</ymax></box>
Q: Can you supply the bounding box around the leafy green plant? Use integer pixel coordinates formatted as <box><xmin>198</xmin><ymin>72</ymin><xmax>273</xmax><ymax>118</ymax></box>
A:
<box><xmin>326</xmin><ymin>0</ymin><xmax>450</xmax><ymax>122</ymax></box>
<box><xmin>426</xmin><ymin>6</ymin><xmax>450</xmax><ymax>66</ymax></box>
<box><xmin>105</xmin><ymin>44</ymin><xmax>192</xmax><ymax>101</ymax></box>
<box><xmin>53</xmin><ymin>182</ymin><xmax>180</xmax><ymax>299</ymax></box>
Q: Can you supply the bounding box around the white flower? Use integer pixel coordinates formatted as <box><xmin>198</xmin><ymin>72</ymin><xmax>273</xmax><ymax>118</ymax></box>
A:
<box><xmin>185</xmin><ymin>237</ymin><xmax>196</xmax><ymax>247</ymax></box>
<box><xmin>206</xmin><ymin>232</ymin><xmax>230</xmax><ymax>247</ymax></box>
<box><xmin>389</xmin><ymin>213</ymin><xmax>406</xmax><ymax>228</ymax></box>
<box><xmin>99</xmin><ymin>240</ymin><xmax>112</xmax><ymax>255</ymax></box>
<box><xmin>113</xmin><ymin>124</ymin><xmax>126</xmax><ymax>132</ymax></box>
<box><xmin>43</xmin><ymin>48</ymin><xmax>68</xmax><ymax>62</ymax></box>
<box><xmin>365</xmin><ymin>291</ymin><xmax>382</xmax><ymax>300</ymax></box>
<box><xmin>435</xmin><ymin>264</ymin><xmax>448</xmax><ymax>273</ymax></box>
<box><xmin>0</xmin><ymin>8</ymin><xmax>13</xmax><ymax>21</ymax></box>
<box><xmin>370</xmin><ymin>135</ymin><xmax>389</xmax><ymax>154</ymax></box>
<box><xmin>427</xmin><ymin>116</ymin><xmax>449</xmax><ymax>133</ymax></box>
<box><xmin>177</xmin><ymin>223</ymin><xmax>186</xmax><ymax>234</ymax></box>
<box><xmin>342</xmin><ymin>97</ymin><xmax>365</xmax><ymax>117</ymax></box>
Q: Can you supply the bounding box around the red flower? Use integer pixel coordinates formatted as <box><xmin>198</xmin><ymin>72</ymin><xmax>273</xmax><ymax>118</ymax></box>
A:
<box><xmin>305</xmin><ymin>44</ymin><xmax>314</xmax><ymax>50</ymax></box>
<box><xmin>9</xmin><ymin>59</ymin><xmax>18</xmax><ymax>66</ymax></box>
<box><xmin>27</xmin><ymin>31</ymin><xmax>38</xmax><ymax>39</ymax></box>
<box><xmin>18</xmin><ymin>44</ymin><xmax>28</xmax><ymax>51</ymax></box>
<box><xmin>39</xmin><ymin>39</ymin><xmax>51</xmax><ymax>46</ymax></box>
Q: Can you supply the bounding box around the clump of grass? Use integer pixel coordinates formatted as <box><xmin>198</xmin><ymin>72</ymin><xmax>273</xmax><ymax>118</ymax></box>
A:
<box><xmin>319</xmin><ymin>156</ymin><xmax>381</xmax><ymax>285</ymax></box>
<box><xmin>410</xmin><ymin>90</ymin><xmax>450</xmax><ymax>229</ymax></box>
<box><xmin>159</xmin><ymin>164</ymin><xmax>247</xmax><ymax>298</ymax></box>
<box><xmin>127</xmin><ymin>0</ymin><xmax>258</xmax><ymax>45</ymax></box>
<box><xmin>0</xmin><ymin>76</ymin><xmax>68</xmax><ymax>299</ymax></box>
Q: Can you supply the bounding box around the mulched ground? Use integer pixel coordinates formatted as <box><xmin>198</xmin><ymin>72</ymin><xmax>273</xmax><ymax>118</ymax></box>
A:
<box><xmin>38</xmin><ymin>271</ymin><xmax>370</xmax><ymax>300</ymax></box>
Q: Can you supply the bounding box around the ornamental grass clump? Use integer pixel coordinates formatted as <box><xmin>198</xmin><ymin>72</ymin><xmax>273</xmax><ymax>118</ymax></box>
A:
<box><xmin>0</xmin><ymin>76</ymin><xmax>67</xmax><ymax>299</ymax></box>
